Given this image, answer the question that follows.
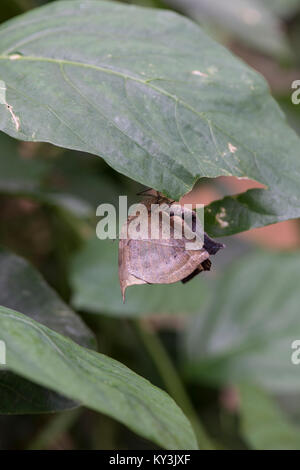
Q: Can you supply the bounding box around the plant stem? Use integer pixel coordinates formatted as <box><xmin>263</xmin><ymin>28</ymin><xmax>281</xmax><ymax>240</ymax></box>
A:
<box><xmin>136</xmin><ymin>320</ymin><xmax>214</xmax><ymax>450</ymax></box>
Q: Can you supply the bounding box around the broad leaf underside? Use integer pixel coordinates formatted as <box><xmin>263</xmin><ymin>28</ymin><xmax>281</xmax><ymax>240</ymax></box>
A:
<box><xmin>0</xmin><ymin>306</ymin><xmax>198</xmax><ymax>450</ymax></box>
<box><xmin>0</xmin><ymin>1</ymin><xmax>299</xmax><ymax>235</ymax></box>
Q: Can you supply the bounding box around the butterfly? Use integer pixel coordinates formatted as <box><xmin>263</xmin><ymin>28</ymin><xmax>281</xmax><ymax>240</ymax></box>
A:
<box><xmin>119</xmin><ymin>190</ymin><xmax>224</xmax><ymax>302</ymax></box>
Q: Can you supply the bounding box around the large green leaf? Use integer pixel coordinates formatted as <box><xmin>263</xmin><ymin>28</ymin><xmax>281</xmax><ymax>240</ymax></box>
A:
<box><xmin>0</xmin><ymin>0</ymin><xmax>299</xmax><ymax>236</ymax></box>
<box><xmin>239</xmin><ymin>385</ymin><xmax>300</xmax><ymax>450</ymax></box>
<box><xmin>0</xmin><ymin>305</ymin><xmax>198</xmax><ymax>449</ymax></box>
<box><xmin>70</xmin><ymin>237</ymin><xmax>210</xmax><ymax>317</ymax></box>
<box><xmin>183</xmin><ymin>251</ymin><xmax>300</xmax><ymax>392</ymax></box>
<box><xmin>0</xmin><ymin>248</ymin><xmax>95</xmax><ymax>413</ymax></box>
<box><xmin>165</xmin><ymin>0</ymin><xmax>291</xmax><ymax>58</ymax></box>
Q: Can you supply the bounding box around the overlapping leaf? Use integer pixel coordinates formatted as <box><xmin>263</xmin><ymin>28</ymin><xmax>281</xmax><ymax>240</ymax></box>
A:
<box><xmin>0</xmin><ymin>248</ymin><xmax>95</xmax><ymax>413</ymax></box>
<box><xmin>0</xmin><ymin>305</ymin><xmax>198</xmax><ymax>449</ymax></box>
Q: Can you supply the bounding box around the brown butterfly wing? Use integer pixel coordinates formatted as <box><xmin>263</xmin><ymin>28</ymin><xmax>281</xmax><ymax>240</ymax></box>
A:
<box><xmin>118</xmin><ymin>212</ymin><xmax>210</xmax><ymax>301</ymax></box>
<box><xmin>119</xmin><ymin>234</ymin><xmax>147</xmax><ymax>303</ymax></box>
<box><xmin>118</xmin><ymin>201</ymin><xmax>226</xmax><ymax>301</ymax></box>
<box><xmin>126</xmin><ymin>238</ymin><xmax>209</xmax><ymax>284</ymax></box>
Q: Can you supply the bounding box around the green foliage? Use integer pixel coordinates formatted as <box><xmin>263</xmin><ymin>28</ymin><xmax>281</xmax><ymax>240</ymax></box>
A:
<box><xmin>183</xmin><ymin>252</ymin><xmax>300</xmax><ymax>392</ymax></box>
<box><xmin>0</xmin><ymin>248</ymin><xmax>95</xmax><ymax>413</ymax></box>
<box><xmin>0</xmin><ymin>0</ymin><xmax>300</xmax><ymax>451</ymax></box>
<box><xmin>0</xmin><ymin>0</ymin><xmax>299</xmax><ymax>235</ymax></box>
<box><xmin>0</xmin><ymin>305</ymin><xmax>198</xmax><ymax>450</ymax></box>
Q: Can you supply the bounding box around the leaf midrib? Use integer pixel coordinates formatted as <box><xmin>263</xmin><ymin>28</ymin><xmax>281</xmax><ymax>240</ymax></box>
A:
<box><xmin>0</xmin><ymin>54</ymin><xmax>188</xmax><ymax>108</ymax></box>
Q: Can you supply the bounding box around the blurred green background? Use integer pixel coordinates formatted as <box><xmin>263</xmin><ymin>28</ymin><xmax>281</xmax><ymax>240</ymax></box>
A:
<box><xmin>1</xmin><ymin>0</ymin><xmax>300</xmax><ymax>450</ymax></box>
